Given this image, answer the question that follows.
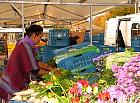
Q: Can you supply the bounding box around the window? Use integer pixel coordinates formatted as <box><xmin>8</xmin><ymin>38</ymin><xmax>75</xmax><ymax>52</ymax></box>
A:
<box><xmin>131</xmin><ymin>23</ymin><xmax>140</xmax><ymax>37</ymax></box>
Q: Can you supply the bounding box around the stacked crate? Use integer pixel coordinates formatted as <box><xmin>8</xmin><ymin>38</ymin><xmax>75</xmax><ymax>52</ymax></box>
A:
<box><xmin>37</xmin><ymin>45</ymin><xmax>62</xmax><ymax>63</ymax></box>
<box><xmin>48</xmin><ymin>29</ymin><xmax>69</xmax><ymax>47</ymax></box>
<box><xmin>84</xmin><ymin>33</ymin><xmax>104</xmax><ymax>46</ymax></box>
<box><xmin>54</xmin><ymin>45</ymin><xmax>100</xmax><ymax>74</ymax></box>
<box><xmin>54</xmin><ymin>42</ymin><xmax>90</xmax><ymax>55</ymax></box>
<box><xmin>96</xmin><ymin>45</ymin><xmax>116</xmax><ymax>55</ymax></box>
<box><xmin>84</xmin><ymin>33</ymin><xmax>90</xmax><ymax>42</ymax></box>
<box><xmin>92</xmin><ymin>33</ymin><xmax>104</xmax><ymax>46</ymax></box>
<box><xmin>131</xmin><ymin>37</ymin><xmax>140</xmax><ymax>52</ymax></box>
<box><xmin>37</xmin><ymin>29</ymin><xmax>70</xmax><ymax>62</ymax></box>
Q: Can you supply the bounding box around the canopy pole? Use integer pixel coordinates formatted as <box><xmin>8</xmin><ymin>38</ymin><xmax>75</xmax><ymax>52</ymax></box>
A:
<box><xmin>0</xmin><ymin>1</ymin><xmax>133</xmax><ymax>6</ymax></box>
<box><xmin>22</xmin><ymin>3</ymin><xmax>24</xmax><ymax>38</ymax></box>
<box><xmin>89</xmin><ymin>5</ymin><xmax>93</xmax><ymax>45</ymax></box>
<box><xmin>135</xmin><ymin>0</ymin><xmax>138</xmax><ymax>14</ymax></box>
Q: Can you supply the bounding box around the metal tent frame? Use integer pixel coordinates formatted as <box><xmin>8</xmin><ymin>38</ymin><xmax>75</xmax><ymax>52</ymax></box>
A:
<box><xmin>0</xmin><ymin>0</ymin><xmax>135</xmax><ymax>45</ymax></box>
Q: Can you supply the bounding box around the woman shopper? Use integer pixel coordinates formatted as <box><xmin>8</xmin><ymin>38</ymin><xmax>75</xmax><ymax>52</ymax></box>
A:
<box><xmin>0</xmin><ymin>25</ymin><xmax>53</xmax><ymax>103</ymax></box>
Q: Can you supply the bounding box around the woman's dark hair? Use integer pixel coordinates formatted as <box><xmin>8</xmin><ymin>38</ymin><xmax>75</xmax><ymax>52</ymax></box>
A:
<box><xmin>25</xmin><ymin>25</ymin><xmax>43</xmax><ymax>37</ymax></box>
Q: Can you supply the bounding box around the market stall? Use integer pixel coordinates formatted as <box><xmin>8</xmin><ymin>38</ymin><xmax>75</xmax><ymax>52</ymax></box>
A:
<box><xmin>0</xmin><ymin>0</ymin><xmax>139</xmax><ymax>103</ymax></box>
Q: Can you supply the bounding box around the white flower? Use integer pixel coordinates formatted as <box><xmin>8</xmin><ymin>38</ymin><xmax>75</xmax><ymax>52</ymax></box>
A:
<box><xmin>39</xmin><ymin>81</ymin><xmax>45</xmax><ymax>86</ymax></box>
<box><xmin>11</xmin><ymin>95</ymin><xmax>22</xmax><ymax>101</ymax></box>
<box><xmin>28</xmin><ymin>96</ymin><xmax>36</xmax><ymax>102</ymax></box>
<box><xmin>41</xmin><ymin>96</ymin><xmax>49</xmax><ymax>102</ymax></box>
<box><xmin>86</xmin><ymin>86</ymin><xmax>92</xmax><ymax>94</ymax></box>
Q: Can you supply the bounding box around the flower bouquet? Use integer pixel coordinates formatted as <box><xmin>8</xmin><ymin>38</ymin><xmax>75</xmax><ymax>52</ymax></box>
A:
<box><xmin>97</xmin><ymin>54</ymin><xmax>140</xmax><ymax>103</ymax></box>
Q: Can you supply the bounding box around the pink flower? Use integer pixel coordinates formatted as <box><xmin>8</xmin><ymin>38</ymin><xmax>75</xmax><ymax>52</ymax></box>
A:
<box><xmin>125</xmin><ymin>85</ymin><xmax>136</xmax><ymax>95</ymax></box>
<box><xmin>128</xmin><ymin>72</ymin><xmax>134</xmax><ymax>77</ymax></box>
<box><xmin>69</xmin><ymin>87</ymin><xmax>76</xmax><ymax>94</ymax></box>
<box><xmin>92</xmin><ymin>83</ymin><xmax>98</xmax><ymax>87</ymax></box>
<box><xmin>77</xmin><ymin>89</ymin><xmax>82</xmax><ymax>96</ymax></box>
<box><xmin>136</xmin><ymin>70</ymin><xmax>140</xmax><ymax>76</ymax></box>
<box><xmin>111</xmin><ymin>65</ymin><xmax>120</xmax><ymax>73</ymax></box>
<box><xmin>128</xmin><ymin>66</ymin><xmax>135</xmax><ymax>71</ymax></box>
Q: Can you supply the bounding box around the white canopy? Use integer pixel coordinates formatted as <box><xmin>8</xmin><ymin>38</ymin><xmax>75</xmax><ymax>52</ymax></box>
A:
<box><xmin>0</xmin><ymin>0</ymin><xmax>130</xmax><ymax>28</ymax></box>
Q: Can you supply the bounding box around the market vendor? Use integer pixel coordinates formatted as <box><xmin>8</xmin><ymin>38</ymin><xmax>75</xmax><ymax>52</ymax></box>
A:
<box><xmin>0</xmin><ymin>25</ymin><xmax>54</xmax><ymax>103</ymax></box>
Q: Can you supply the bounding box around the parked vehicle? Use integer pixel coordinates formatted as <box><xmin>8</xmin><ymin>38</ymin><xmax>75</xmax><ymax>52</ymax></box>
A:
<box><xmin>104</xmin><ymin>13</ymin><xmax>140</xmax><ymax>51</ymax></box>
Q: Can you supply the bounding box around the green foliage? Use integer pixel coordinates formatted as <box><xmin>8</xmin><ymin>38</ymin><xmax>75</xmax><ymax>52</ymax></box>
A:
<box><xmin>99</xmin><ymin>68</ymin><xmax>116</xmax><ymax>86</ymax></box>
<box><xmin>29</xmin><ymin>69</ymin><xmax>74</xmax><ymax>103</ymax></box>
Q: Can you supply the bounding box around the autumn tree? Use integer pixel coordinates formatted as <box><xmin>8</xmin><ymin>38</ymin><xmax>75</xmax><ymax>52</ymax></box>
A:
<box><xmin>109</xmin><ymin>5</ymin><xmax>135</xmax><ymax>18</ymax></box>
<box><xmin>93</xmin><ymin>5</ymin><xmax>135</xmax><ymax>30</ymax></box>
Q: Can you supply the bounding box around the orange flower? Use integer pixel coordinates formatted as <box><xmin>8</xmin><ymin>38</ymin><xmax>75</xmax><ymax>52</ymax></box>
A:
<box><xmin>71</xmin><ymin>97</ymin><xmax>80</xmax><ymax>103</ymax></box>
<box><xmin>98</xmin><ymin>92</ymin><xmax>110</xmax><ymax>101</ymax></box>
<box><xmin>46</xmin><ymin>82</ymin><xmax>53</xmax><ymax>85</ymax></box>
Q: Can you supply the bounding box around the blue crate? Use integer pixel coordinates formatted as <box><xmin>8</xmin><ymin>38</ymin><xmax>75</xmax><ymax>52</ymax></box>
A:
<box><xmin>131</xmin><ymin>37</ymin><xmax>140</xmax><ymax>47</ymax></box>
<box><xmin>54</xmin><ymin>45</ymin><xmax>74</xmax><ymax>55</ymax></box>
<box><xmin>96</xmin><ymin>45</ymin><xmax>116</xmax><ymax>54</ymax></box>
<box><xmin>10</xmin><ymin>101</ymin><xmax>31</xmax><ymax>103</ymax></box>
<box><xmin>134</xmin><ymin>47</ymin><xmax>140</xmax><ymax>52</ymax></box>
<box><xmin>92</xmin><ymin>36</ymin><xmax>101</xmax><ymax>41</ymax></box>
<box><xmin>48</xmin><ymin>29</ymin><xmax>69</xmax><ymax>46</ymax></box>
<box><xmin>48</xmin><ymin>37</ymin><xmax>69</xmax><ymax>47</ymax></box>
<box><xmin>93</xmin><ymin>33</ymin><xmax>104</xmax><ymax>41</ymax></box>
<box><xmin>37</xmin><ymin>45</ymin><xmax>63</xmax><ymax>62</ymax></box>
<box><xmin>54</xmin><ymin>42</ymin><xmax>90</xmax><ymax>55</ymax></box>
<box><xmin>84</xmin><ymin>33</ymin><xmax>90</xmax><ymax>42</ymax></box>
<box><xmin>84</xmin><ymin>33</ymin><xmax>104</xmax><ymax>42</ymax></box>
<box><xmin>73</xmin><ymin>42</ymin><xmax>90</xmax><ymax>49</ymax></box>
<box><xmin>49</xmin><ymin>29</ymin><xmax>69</xmax><ymax>37</ymax></box>
<box><xmin>72</xmin><ymin>65</ymin><xmax>96</xmax><ymax>74</ymax></box>
<box><xmin>92</xmin><ymin>40</ymin><xmax>104</xmax><ymax>46</ymax></box>
<box><xmin>38</xmin><ymin>53</ymin><xmax>55</xmax><ymax>62</ymax></box>
<box><xmin>39</xmin><ymin>45</ymin><xmax>62</xmax><ymax>52</ymax></box>
<box><xmin>99</xmin><ymin>33</ymin><xmax>104</xmax><ymax>39</ymax></box>
<box><xmin>57</xmin><ymin>51</ymin><xmax>98</xmax><ymax>73</ymax></box>
<box><xmin>118</xmin><ymin>47</ymin><xmax>125</xmax><ymax>52</ymax></box>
